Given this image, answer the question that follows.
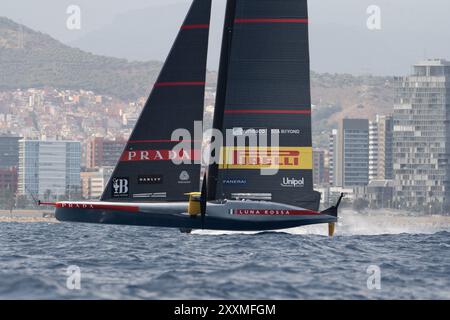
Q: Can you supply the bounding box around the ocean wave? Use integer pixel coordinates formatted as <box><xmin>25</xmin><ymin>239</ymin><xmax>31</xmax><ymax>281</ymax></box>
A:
<box><xmin>1</xmin><ymin>220</ymin><xmax>449</xmax><ymax>299</ymax></box>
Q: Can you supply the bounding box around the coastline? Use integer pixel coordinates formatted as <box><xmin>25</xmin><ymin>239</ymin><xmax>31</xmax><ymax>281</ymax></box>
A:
<box><xmin>0</xmin><ymin>210</ymin><xmax>56</xmax><ymax>223</ymax></box>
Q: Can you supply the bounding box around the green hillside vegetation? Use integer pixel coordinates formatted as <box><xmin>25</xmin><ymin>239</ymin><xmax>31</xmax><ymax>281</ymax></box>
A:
<box><xmin>0</xmin><ymin>17</ymin><xmax>162</xmax><ymax>100</ymax></box>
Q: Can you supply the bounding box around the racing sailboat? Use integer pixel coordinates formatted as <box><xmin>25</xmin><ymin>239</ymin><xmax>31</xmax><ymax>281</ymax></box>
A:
<box><xmin>42</xmin><ymin>0</ymin><xmax>342</xmax><ymax>234</ymax></box>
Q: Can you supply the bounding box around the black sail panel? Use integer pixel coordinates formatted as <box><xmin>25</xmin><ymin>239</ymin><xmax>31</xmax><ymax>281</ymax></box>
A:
<box><xmin>102</xmin><ymin>0</ymin><xmax>211</xmax><ymax>202</ymax></box>
<box><xmin>209</xmin><ymin>0</ymin><xmax>320</xmax><ymax>210</ymax></box>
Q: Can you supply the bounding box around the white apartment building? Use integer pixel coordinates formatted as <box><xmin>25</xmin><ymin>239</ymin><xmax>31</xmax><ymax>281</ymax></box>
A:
<box><xmin>18</xmin><ymin>140</ymin><xmax>81</xmax><ymax>200</ymax></box>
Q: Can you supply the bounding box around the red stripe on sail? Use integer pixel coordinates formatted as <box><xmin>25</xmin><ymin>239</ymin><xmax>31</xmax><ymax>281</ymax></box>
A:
<box><xmin>224</xmin><ymin>109</ymin><xmax>311</xmax><ymax>115</ymax></box>
<box><xmin>154</xmin><ymin>82</ymin><xmax>205</xmax><ymax>87</ymax></box>
<box><xmin>235</xmin><ymin>18</ymin><xmax>309</xmax><ymax>24</ymax></box>
<box><xmin>181</xmin><ymin>24</ymin><xmax>209</xmax><ymax>30</ymax></box>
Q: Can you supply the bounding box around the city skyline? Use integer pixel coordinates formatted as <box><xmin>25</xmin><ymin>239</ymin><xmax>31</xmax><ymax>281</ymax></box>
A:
<box><xmin>1</xmin><ymin>3</ymin><xmax>449</xmax><ymax>213</ymax></box>
<box><xmin>2</xmin><ymin>59</ymin><xmax>450</xmax><ymax>213</ymax></box>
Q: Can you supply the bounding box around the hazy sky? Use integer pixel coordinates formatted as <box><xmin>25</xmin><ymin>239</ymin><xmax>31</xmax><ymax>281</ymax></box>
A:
<box><xmin>1</xmin><ymin>0</ymin><xmax>450</xmax><ymax>75</ymax></box>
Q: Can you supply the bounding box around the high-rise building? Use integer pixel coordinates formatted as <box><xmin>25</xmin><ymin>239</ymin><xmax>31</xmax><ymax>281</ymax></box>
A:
<box><xmin>369</xmin><ymin>115</ymin><xmax>394</xmax><ymax>182</ymax></box>
<box><xmin>393</xmin><ymin>59</ymin><xmax>450</xmax><ymax>211</ymax></box>
<box><xmin>333</xmin><ymin>119</ymin><xmax>369</xmax><ymax>187</ymax></box>
<box><xmin>328</xmin><ymin>129</ymin><xmax>338</xmax><ymax>186</ymax></box>
<box><xmin>86</xmin><ymin>137</ymin><xmax>126</xmax><ymax>168</ymax></box>
<box><xmin>0</xmin><ymin>135</ymin><xmax>20</xmax><ymax>194</ymax></box>
<box><xmin>0</xmin><ymin>167</ymin><xmax>18</xmax><ymax>193</ymax></box>
<box><xmin>368</xmin><ymin>120</ymin><xmax>379</xmax><ymax>181</ymax></box>
<box><xmin>18</xmin><ymin>140</ymin><xmax>81</xmax><ymax>200</ymax></box>
<box><xmin>313</xmin><ymin>149</ymin><xmax>326</xmax><ymax>186</ymax></box>
<box><xmin>0</xmin><ymin>135</ymin><xmax>21</xmax><ymax>169</ymax></box>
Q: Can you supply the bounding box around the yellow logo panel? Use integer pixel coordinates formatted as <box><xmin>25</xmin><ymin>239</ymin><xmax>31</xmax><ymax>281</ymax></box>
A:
<box><xmin>219</xmin><ymin>147</ymin><xmax>313</xmax><ymax>170</ymax></box>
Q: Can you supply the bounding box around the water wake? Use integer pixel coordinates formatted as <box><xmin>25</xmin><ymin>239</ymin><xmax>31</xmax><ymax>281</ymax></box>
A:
<box><xmin>194</xmin><ymin>209</ymin><xmax>450</xmax><ymax>236</ymax></box>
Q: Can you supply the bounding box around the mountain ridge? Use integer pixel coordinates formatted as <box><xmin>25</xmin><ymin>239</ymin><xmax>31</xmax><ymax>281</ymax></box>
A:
<box><xmin>0</xmin><ymin>16</ymin><xmax>163</xmax><ymax>100</ymax></box>
<box><xmin>0</xmin><ymin>17</ymin><xmax>394</xmax><ymax>127</ymax></box>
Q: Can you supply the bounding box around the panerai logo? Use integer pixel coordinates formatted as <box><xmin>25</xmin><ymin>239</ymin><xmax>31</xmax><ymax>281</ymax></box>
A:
<box><xmin>223</xmin><ymin>179</ymin><xmax>247</xmax><ymax>185</ymax></box>
<box><xmin>281</xmin><ymin>177</ymin><xmax>304</xmax><ymax>188</ymax></box>
<box><xmin>112</xmin><ymin>177</ymin><xmax>129</xmax><ymax>197</ymax></box>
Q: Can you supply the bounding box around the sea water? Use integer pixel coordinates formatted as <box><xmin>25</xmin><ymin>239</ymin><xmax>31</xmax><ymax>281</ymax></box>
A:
<box><xmin>1</xmin><ymin>210</ymin><xmax>449</xmax><ymax>299</ymax></box>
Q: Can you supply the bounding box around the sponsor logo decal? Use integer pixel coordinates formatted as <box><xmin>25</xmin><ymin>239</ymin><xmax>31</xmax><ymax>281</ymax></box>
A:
<box><xmin>133</xmin><ymin>192</ymin><xmax>167</xmax><ymax>199</ymax></box>
<box><xmin>281</xmin><ymin>177</ymin><xmax>305</xmax><ymax>188</ymax></box>
<box><xmin>112</xmin><ymin>177</ymin><xmax>129</xmax><ymax>198</ymax></box>
<box><xmin>219</xmin><ymin>147</ymin><xmax>313</xmax><ymax>170</ymax></box>
<box><xmin>178</xmin><ymin>170</ymin><xmax>191</xmax><ymax>184</ymax></box>
<box><xmin>223</xmin><ymin>178</ymin><xmax>247</xmax><ymax>185</ymax></box>
<box><xmin>232</xmin><ymin>128</ymin><xmax>300</xmax><ymax>136</ymax></box>
<box><xmin>120</xmin><ymin>149</ymin><xmax>200</xmax><ymax>162</ymax></box>
<box><xmin>232</xmin><ymin>127</ymin><xmax>268</xmax><ymax>136</ymax></box>
<box><xmin>60</xmin><ymin>203</ymin><xmax>95</xmax><ymax>209</ymax></box>
<box><xmin>230</xmin><ymin>209</ymin><xmax>319</xmax><ymax>216</ymax></box>
<box><xmin>58</xmin><ymin>202</ymin><xmax>139</xmax><ymax>212</ymax></box>
<box><xmin>138</xmin><ymin>175</ymin><xmax>163</xmax><ymax>185</ymax></box>
<box><xmin>271</xmin><ymin>129</ymin><xmax>301</xmax><ymax>135</ymax></box>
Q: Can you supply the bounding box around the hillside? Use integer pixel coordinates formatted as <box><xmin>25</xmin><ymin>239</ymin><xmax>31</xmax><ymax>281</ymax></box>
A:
<box><xmin>311</xmin><ymin>72</ymin><xmax>395</xmax><ymax>129</ymax></box>
<box><xmin>0</xmin><ymin>17</ymin><xmax>395</xmax><ymax>126</ymax></box>
<box><xmin>0</xmin><ymin>17</ymin><xmax>162</xmax><ymax>100</ymax></box>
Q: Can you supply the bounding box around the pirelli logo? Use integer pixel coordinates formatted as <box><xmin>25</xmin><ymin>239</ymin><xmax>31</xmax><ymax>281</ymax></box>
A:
<box><xmin>219</xmin><ymin>147</ymin><xmax>313</xmax><ymax>170</ymax></box>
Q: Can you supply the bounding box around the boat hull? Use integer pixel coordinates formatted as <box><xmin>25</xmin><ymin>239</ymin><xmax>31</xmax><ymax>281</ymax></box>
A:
<box><xmin>54</xmin><ymin>200</ymin><xmax>337</xmax><ymax>231</ymax></box>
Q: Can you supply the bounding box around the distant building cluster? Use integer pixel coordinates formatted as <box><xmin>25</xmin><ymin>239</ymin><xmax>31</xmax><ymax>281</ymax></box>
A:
<box><xmin>0</xmin><ymin>86</ymin><xmax>216</xmax><ymax>206</ymax></box>
<box><xmin>0</xmin><ymin>59</ymin><xmax>449</xmax><ymax>213</ymax></box>
<box><xmin>0</xmin><ymin>135</ymin><xmax>20</xmax><ymax>201</ymax></box>
<box><xmin>314</xmin><ymin>59</ymin><xmax>450</xmax><ymax>213</ymax></box>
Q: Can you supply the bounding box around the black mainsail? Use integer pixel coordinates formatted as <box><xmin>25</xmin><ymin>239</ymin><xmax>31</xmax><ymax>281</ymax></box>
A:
<box><xmin>208</xmin><ymin>0</ymin><xmax>320</xmax><ymax>210</ymax></box>
<box><xmin>102</xmin><ymin>0</ymin><xmax>212</xmax><ymax>202</ymax></box>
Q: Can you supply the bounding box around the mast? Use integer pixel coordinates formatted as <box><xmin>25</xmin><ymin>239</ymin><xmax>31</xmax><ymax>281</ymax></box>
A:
<box><xmin>206</xmin><ymin>0</ymin><xmax>320</xmax><ymax>210</ymax></box>
<box><xmin>207</xmin><ymin>0</ymin><xmax>237</xmax><ymax>200</ymax></box>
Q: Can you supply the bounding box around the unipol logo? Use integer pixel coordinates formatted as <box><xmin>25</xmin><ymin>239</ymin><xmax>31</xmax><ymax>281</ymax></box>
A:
<box><xmin>281</xmin><ymin>177</ymin><xmax>305</xmax><ymax>188</ymax></box>
<box><xmin>112</xmin><ymin>178</ymin><xmax>129</xmax><ymax>197</ymax></box>
<box><xmin>366</xmin><ymin>5</ymin><xmax>381</xmax><ymax>30</ymax></box>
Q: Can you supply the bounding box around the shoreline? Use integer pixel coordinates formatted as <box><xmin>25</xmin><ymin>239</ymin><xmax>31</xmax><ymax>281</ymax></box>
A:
<box><xmin>0</xmin><ymin>216</ymin><xmax>57</xmax><ymax>223</ymax></box>
<box><xmin>0</xmin><ymin>209</ymin><xmax>56</xmax><ymax>223</ymax></box>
